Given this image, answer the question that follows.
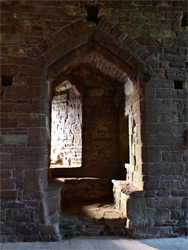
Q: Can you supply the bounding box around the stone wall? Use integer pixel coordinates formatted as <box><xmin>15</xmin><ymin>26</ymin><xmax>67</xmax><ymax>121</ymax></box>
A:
<box><xmin>0</xmin><ymin>0</ymin><xmax>187</xmax><ymax>241</ymax></box>
<box><xmin>123</xmin><ymin>78</ymin><xmax>144</xmax><ymax>189</ymax></box>
<box><xmin>51</xmin><ymin>88</ymin><xmax>82</xmax><ymax>167</ymax></box>
<box><xmin>52</xmin><ymin>71</ymin><xmax>120</xmax><ymax>178</ymax></box>
<box><xmin>82</xmin><ymin>75</ymin><xmax>119</xmax><ymax>178</ymax></box>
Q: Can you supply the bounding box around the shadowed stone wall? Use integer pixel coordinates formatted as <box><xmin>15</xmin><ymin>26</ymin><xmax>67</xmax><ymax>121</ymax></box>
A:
<box><xmin>52</xmin><ymin>71</ymin><xmax>120</xmax><ymax>178</ymax></box>
<box><xmin>0</xmin><ymin>0</ymin><xmax>187</xmax><ymax>241</ymax></box>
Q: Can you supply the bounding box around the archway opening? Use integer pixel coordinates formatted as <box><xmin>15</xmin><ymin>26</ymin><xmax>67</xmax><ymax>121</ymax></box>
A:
<box><xmin>46</xmin><ymin>44</ymin><xmax>145</xmax><ymax>237</ymax></box>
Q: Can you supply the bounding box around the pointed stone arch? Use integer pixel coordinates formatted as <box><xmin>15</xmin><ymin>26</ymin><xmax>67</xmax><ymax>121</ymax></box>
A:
<box><xmin>27</xmin><ymin>17</ymin><xmax>153</xmax><ymax>177</ymax></box>
<box><xmin>28</xmin><ymin>18</ymin><xmax>153</xmax><ymax>79</ymax></box>
<box><xmin>27</xmin><ymin>18</ymin><xmax>154</xmax><ymax>239</ymax></box>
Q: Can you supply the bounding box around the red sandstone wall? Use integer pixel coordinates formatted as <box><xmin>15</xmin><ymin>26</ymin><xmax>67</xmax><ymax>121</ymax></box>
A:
<box><xmin>0</xmin><ymin>0</ymin><xmax>187</xmax><ymax>241</ymax></box>
<box><xmin>124</xmin><ymin>79</ymin><xmax>144</xmax><ymax>188</ymax></box>
<box><xmin>52</xmin><ymin>71</ymin><xmax>119</xmax><ymax>178</ymax></box>
<box><xmin>51</xmin><ymin>88</ymin><xmax>82</xmax><ymax>167</ymax></box>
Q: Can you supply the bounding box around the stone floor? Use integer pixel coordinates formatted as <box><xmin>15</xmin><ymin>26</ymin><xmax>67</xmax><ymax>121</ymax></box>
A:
<box><xmin>60</xmin><ymin>199</ymin><xmax>127</xmax><ymax>237</ymax></box>
<box><xmin>0</xmin><ymin>236</ymin><xmax>187</xmax><ymax>250</ymax></box>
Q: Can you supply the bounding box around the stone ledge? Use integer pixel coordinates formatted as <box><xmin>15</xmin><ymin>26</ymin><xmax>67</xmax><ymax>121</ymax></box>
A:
<box><xmin>111</xmin><ymin>179</ymin><xmax>141</xmax><ymax>196</ymax></box>
<box><xmin>52</xmin><ymin>177</ymin><xmax>112</xmax><ymax>185</ymax></box>
<box><xmin>51</xmin><ymin>177</ymin><xmax>113</xmax><ymax>201</ymax></box>
<box><xmin>111</xmin><ymin>179</ymin><xmax>145</xmax><ymax>219</ymax></box>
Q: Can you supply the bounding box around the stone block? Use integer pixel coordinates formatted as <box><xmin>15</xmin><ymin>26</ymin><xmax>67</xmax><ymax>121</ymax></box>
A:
<box><xmin>24</xmin><ymin>170</ymin><xmax>40</xmax><ymax>193</ymax></box>
<box><xmin>5</xmin><ymin>209</ymin><xmax>13</xmax><ymax>221</ymax></box>
<box><xmin>5</xmin><ymin>86</ymin><xmax>30</xmax><ymax>100</ymax></box>
<box><xmin>29</xmin><ymin>86</ymin><xmax>48</xmax><ymax>100</ymax></box>
<box><xmin>1</xmin><ymin>135</ymin><xmax>27</xmax><ymax>145</ymax></box>
<box><xmin>28</xmin><ymin>128</ymin><xmax>47</xmax><ymax>146</ymax></box>
<box><xmin>169</xmin><ymin>62</ymin><xmax>185</xmax><ymax>68</ymax></box>
<box><xmin>147</xmin><ymin>134</ymin><xmax>175</xmax><ymax>146</ymax></box>
<box><xmin>146</xmin><ymin>226</ymin><xmax>172</xmax><ymax>238</ymax></box>
<box><xmin>144</xmin><ymin>190</ymin><xmax>156</xmax><ymax>198</ymax></box>
<box><xmin>120</xmin><ymin>193</ymin><xmax>129</xmax><ymax>217</ymax></box>
<box><xmin>7</xmin><ymin>56</ymin><xmax>32</xmax><ymax>66</ymax></box>
<box><xmin>1</xmin><ymin>178</ymin><xmax>15</xmax><ymax>190</ymax></box>
<box><xmin>0</xmin><ymin>170</ymin><xmax>11</xmax><ymax>178</ymax></box>
<box><xmin>24</xmin><ymin>234</ymin><xmax>40</xmax><ymax>242</ymax></box>
<box><xmin>0</xmin><ymin>104</ymin><xmax>13</xmax><ymax>113</ymax></box>
<box><xmin>0</xmin><ymin>153</ymin><xmax>12</xmax><ymax>163</ymax></box>
<box><xmin>23</xmin><ymin>191</ymin><xmax>40</xmax><ymax>200</ymax></box>
<box><xmin>156</xmin><ymin>88</ymin><xmax>172</xmax><ymax>99</ymax></box>
<box><xmin>1</xmin><ymin>117</ymin><xmax>17</xmax><ymax>128</ymax></box>
<box><xmin>171</xmin><ymin>209</ymin><xmax>185</xmax><ymax>220</ymax></box>
<box><xmin>160</xmin><ymin>54</ymin><xmax>186</xmax><ymax>63</ymax></box>
<box><xmin>174</xmin><ymin>38</ymin><xmax>188</xmax><ymax>47</ymax></box>
<box><xmin>157</xmin><ymin>190</ymin><xmax>171</xmax><ymax>197</ymax></box>
<box><xmin>45</xmin><ymin>196</ymin><xmax>61</xmax><ymax>216</ymax></box>
<box><xmin>146</xmin><ymin>197</ymin><xmax>181</xmax><ymax>209</ymax></box>
<box><xmin>154</xmin><ymin>209</ymin><xmax>170</xmax><ymax>225</ymax></box>
<box><xmin>171</xmin><ymin>190</ymin><xmax>187</xmax><ymax>197</ymax></box>
<box><xmin>0</xmin><ymin>163</ymin><xmax>14</xmax><ymax>171</ymax></box>
<box><xmin>1</xmin><ymin>34</ymin><xmax>25</xmax><ymax>45</ymax></box>
<box><xmin>1</xmin><ymin>191</ymin><xmax>17</xmax><ymax>200</ymax></box>
<box><xmin>14</xmin><ymin>147</ymin><xmax>47</xmax><ymax>159</ymax></box>
<box><xmin>181</xmin><ymin>198</ymin><xmax>188</xmax><ymax>209</ymax></box>
<box><xmin>1</xmin><ymin>200</ymin><xmax>26</xmax><ymax>209</ymax></box>
<box><xmin>1</xmin><ymin>65</ymin><xmax>18</xmax><ymax>76</ymax></box>
<box><xmin>167</xmin><ymin>70</ymin><xmax>188</xmax><ymax>81</ymax></box>
<box><xmin>14</xmin><ymin>159</ymin><xmax>31</xmax><ymax>170</ymax></box>
<box><xmin>144</xmin><ymin>176</ymin><xmax>160</xmax><ymax>190</ymax></box>
<box><xmin>0</xmin><ymin>210</ymin><xmax>5</xmax><ymax>222</ymax></box>
<box><xmin>12</xmin><ymin>208</ymin><xmax>36</xmax><ymax>222</ymax></box>
<box><xmin>16</xmin><ymin>182</ymin><xmax>24</xmax><ymax>191</ymax></box>
<box><xmin>1</xmin><ymin>222</ymin><xmax>17</xmax><ymax>234</ymax></box>
<box><xmin>179</xmin><ymin>111</ymin><xmax>188</xmax><ymax>122</ymax></box>
<box><xmin>17</xmin><ymin>114</ymin><xmax>46</xmax><ymax>127</ymax></box>
<box><xmin>18</xmin><ymin>222</ymin><xmax>39</xmax><ymax>235</ymax></box>
<box><xmin>144</xmin><ymin>146</ymin><xmax>161</xmax><ymax>163</ymax></box>
<box><xmin>149</xmin><ymin>30</ymin><xmax>173</xmax><ymax>38</ymax></box>
<box><xmin>127</xmin><ymin>198</ymin><xmax>144</xmax><ymax>220</ymax></box>
<box><xmin>162</xmin><ymin>151</ymin><xmax>183</xmax><ymax>162</ymax></box>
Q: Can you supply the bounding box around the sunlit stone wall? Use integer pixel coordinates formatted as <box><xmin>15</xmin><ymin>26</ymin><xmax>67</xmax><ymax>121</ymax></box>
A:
<box><xmin>51</xmin><ymin>88</ymin><xmax>82</xmax><ymax>167</ymax></box>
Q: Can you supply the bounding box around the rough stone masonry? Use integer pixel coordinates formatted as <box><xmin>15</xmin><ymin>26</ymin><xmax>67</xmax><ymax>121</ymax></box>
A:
<box><xmin>0</xmin><ymin>0</ymin><xmax>187</xmax><ymax>241</ymax></box>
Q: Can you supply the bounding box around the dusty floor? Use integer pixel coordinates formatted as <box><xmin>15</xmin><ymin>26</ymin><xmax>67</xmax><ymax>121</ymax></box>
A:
<box><xmin>62</xmin><ymin>199</ymin><xmax>125</xmax><ymax>220</ymax></box>
<box><xmin>60</xmin><ymin>199</ymin><xmax>127</xmax><ymax>237</ymax></box>
<box><xmin>0</xmin><ymin>236</ymin><xmax>187</xmax><ymax>250</ymax></box>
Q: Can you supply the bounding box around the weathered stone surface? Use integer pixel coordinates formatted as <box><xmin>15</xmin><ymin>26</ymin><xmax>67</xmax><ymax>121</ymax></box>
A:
<box><xmin>60</xmin><ymin>199</ymin><xmax>127</xmax><ymax>237</ymax></box>
<box><xmin>18</xmin><ymin>222</ymin><xmax>39</xmax><ymax>235</ymax></box>
<box><xmin>181</xmin><ymin>198</ymin><xmax>188</xmax><ymax>209</ymax></box>
<box><xmin>1</xmin><ymin>135</ymin><xmax>27</xmax><ymax>145</ymax></box>
<box><xmin>27</xmin><ymin>128</ymin><xmax>47</xmax><ymax>146</ymax></box>
<box><xmin>1</xmin><ymin>34</ymin><xmax>25</xmax><ymax>45</ymax></box>
<box><xmin>51</xmin><ymin>87</ymin><xmax>82</xmax><ymax>167</ymax></box>
<box><xmin>0</xmin><ymin>0</ymin><xmax>187</xmax><ymax>241</ymax></box>
<box><xmin>1</xmin><ymin>222</ymin><xmax>17</xmax><ymax>234</ymax></box>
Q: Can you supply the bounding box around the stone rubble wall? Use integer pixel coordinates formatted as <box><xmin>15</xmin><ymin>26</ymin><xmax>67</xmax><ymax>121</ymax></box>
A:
<box><xmin>112</xmin><ymin>180</ymin><xmax>187</xmax><ymax>238</ymax></box>
<box><xmin>123</xmin><ymin>79</ymin><xmax>144</xmax><ymax>188</ymax></box>
<box><xmin>0</xmin><ymin>0</ymin><xmax>187</xmax><ymax>241</ymax></box>
<box><xmin>51</xmin><ymin>69</ymin><xmax>120</xmax><ymax>179</ymax></box>
<box><xmin>51</xmin><ymin>88</ymin><xmax>82</xmax><ymax>167</ymax></box>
